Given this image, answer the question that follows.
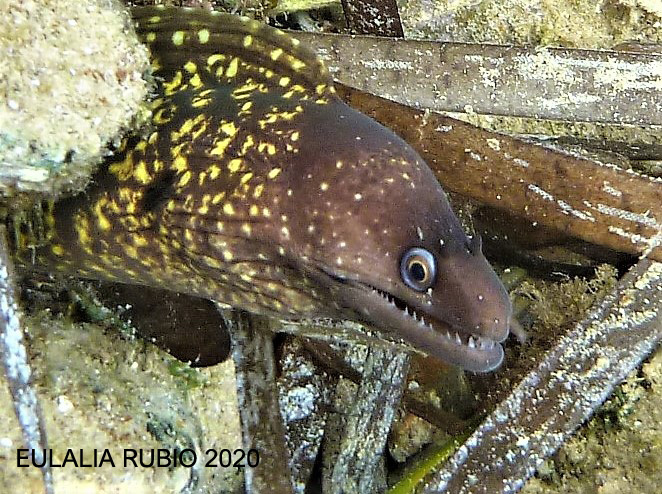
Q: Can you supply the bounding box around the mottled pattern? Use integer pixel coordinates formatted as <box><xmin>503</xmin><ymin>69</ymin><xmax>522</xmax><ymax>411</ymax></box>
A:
<box><xmin>17</xmin><ymin>6</ymin><xmax>513</xmax><ymax>372</ymax></box>
<box><xmin>42</xmin><ymin>8</ymin><xmax>338</xmax><ymax>318</ymax></box>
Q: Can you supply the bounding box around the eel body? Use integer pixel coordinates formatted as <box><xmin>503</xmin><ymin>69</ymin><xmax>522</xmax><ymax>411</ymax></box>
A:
<box><xmin>19</xmin><ymin>6</ymin><xmax>512</xmax><ymax>372</ymax></box>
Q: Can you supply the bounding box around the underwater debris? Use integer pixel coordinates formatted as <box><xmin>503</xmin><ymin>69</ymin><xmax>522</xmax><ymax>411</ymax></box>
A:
<box><xmin>334</xmin><ymin>85</ymin><xmax>662</xmax><ymax>262</ymax></box>
<box><xmin>297</xmin><ymin>33</ymin><xmax>662</xmax><ymax>126</ymax></box>
<box><xmin>422</xmin><ymin>259</ymin><xmax>662</xmax><ymax>493</ymax></box>
<box><xmin>0</xmin><ymin>225</ymin><xmax>52</xmax><ymax>493</ymax></box>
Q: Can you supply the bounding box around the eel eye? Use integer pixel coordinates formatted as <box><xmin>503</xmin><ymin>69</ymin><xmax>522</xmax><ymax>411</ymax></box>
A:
<box><xmin>400</xmin><ymin>247</ymin><xmax>436</xmax><ymax>292</ymax></box>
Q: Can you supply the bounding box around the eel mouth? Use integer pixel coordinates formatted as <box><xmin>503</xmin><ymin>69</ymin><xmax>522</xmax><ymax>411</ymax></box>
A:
<box><xmin>337</xmin><ymin>280</ymin><xmax>506</xmax><ymax>373</ymax></box>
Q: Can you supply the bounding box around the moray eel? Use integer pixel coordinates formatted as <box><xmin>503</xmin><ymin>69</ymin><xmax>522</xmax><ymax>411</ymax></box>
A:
<box><xmin>21</xmin><ymin>6</ymin><xmax>512</xmax><ymax>372</ymax></box>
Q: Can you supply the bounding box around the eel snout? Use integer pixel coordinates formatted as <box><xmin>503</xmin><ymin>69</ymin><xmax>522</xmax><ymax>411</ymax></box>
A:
<box><xmin>435</xmin><ymin>237</ymin><xmax>513</xmax><ymax>345</ymax></box>
<box><xmin>316</xmin><ymin>232</ymin><xmax>513</xmax><ymax>372</ymax></box>
<box><xmin>325</xmin><ymin>264</ymin><xmax>511</xmax><ymax>373</ymax></box>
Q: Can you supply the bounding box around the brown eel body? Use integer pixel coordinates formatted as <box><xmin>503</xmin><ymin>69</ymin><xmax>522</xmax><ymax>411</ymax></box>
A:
<box><xmin>17</xmin><ymin>6</ymin><xmax>512</xmax><ymax>372</ymax></box>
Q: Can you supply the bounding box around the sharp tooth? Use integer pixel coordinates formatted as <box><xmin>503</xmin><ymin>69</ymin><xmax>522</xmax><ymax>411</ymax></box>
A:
<box><xmin>428</xmin><ymin>322</ymin><xmax>434</xmax><ymax>331</ymax></box>
<box><xmin>478</xmin><ymin>337</ymin><xmax>494</xmax><ymax>350</ymax></box>
<box><xmin>455</xmin><ymin>332</ymin><xmax>462</xmax><ymax>345</ymax></box>
<box><xmin>420</xmin><ymin>316</ymin><xmax>426</xmax><ymax>326</ymax></box>
<box><xmin>468</xmin><ymin>336</ymin><xmax>475</xmax><ymax>349</ymax></box>
<box><xmin>412</xmin><ymin>310</ymin><xmax>418</xmax><ymax>321</ymax></box>
<box><xmin>446</xmin><ymin>331</ymin><xmax>451</xmax><ymax>340</ymax></box>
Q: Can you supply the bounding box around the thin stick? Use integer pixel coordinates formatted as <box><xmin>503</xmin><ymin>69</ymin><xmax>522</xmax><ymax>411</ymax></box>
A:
<box><xmin>0</xmin><ymin>225</ymin><xmax>53</xmax><ymax>494</ymax></box>
<box><xmin>420</xmin><ymin>259</ymin><xmax>662</xmax><ymax>493</ymax></box>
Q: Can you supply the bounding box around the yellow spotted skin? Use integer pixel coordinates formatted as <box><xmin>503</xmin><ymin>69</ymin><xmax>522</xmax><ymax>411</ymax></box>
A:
<box><xmin>18</xmin><ymin>7</ymin><xmax>513</xmax><ymax>372</ymax></box>
<box><xmin>19</xmin><ymin>8</ymin><xmax>348</xmax><ymax>315</ymax></box>
<box><xmin>29</xmin><ymin>7</ymin><xmax>342</xmax><ymax>318</ymax></box>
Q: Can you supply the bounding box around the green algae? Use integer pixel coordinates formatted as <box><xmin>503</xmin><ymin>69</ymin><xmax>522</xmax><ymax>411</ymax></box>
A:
<box><xmin>388</xmin><ymin>431</ymin><xmax>471</xmax><ymax>494</ymax></box>
<box><xmin>167</xmin><ymin>361</ymin><xmax>209</xmax><ymax>389</ymax></box>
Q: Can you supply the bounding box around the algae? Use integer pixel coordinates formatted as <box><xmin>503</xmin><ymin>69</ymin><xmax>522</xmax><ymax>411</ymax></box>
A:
<box><xmin>514</xmin><ymin>264</ymin><xmax>619</xmax><ymax>334</ymax></box>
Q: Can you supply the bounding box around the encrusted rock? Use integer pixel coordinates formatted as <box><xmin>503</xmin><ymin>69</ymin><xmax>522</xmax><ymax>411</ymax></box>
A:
<box><xmin>0</xmin><ymin>0</ymin><xmax>151</xmax><ymax>199</ymax></box>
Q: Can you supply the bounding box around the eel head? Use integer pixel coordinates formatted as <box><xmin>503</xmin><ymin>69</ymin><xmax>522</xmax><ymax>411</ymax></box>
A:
<box><xmin>286</xmin><ymin>101</ymin><xmax>512</xmax><ymax>372</ymax></box>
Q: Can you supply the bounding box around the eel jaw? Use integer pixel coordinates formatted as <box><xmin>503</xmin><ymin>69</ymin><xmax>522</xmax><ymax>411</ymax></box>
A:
<box><xmin>337</xmin><ymin>281</ymin><xmax>505</xmax><ymax>373</ymax></box>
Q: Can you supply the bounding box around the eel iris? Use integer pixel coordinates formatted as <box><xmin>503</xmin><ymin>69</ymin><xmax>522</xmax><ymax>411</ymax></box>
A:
<box><xmin>21</xmin><ymin>6</ymin><xmax>512</xmax><ymax>372</ymax></box>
